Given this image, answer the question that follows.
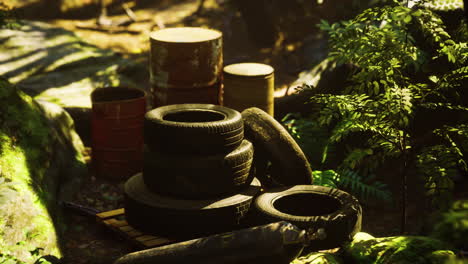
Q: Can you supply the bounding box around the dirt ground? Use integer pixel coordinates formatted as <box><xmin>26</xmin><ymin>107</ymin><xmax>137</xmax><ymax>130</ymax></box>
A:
<box><xmin>4</xmin><ymin>0</ymin><xmax>467</xmax><ymax>263</ymax></box>
<box><xmin>9</xmin><ymin>0</ymin><xmax>308</xmax><ymax>93</ymax></box>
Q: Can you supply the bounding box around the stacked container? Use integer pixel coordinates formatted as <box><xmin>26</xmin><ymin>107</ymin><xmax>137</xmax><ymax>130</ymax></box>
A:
<box><xmin>123</xmin><ymin>104</ymin><xmax>261</xmax><ymax>239</ymax></box>
<box><xmin>149</xmin><ymin>27</ymin><xmax>223</xmax><ymax>107</ymax></box>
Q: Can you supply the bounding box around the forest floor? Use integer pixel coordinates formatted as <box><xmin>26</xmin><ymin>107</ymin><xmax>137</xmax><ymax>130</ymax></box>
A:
<box><xmin>4</xmin><ymin>0</ymin><xmax>468</xmax><ymax>263</ymax></box>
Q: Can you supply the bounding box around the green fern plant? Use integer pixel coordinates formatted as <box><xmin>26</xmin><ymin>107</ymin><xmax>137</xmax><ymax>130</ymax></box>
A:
<box><xmin>284</xmin><ymin>0</ymin><xmax>468</xmax><ymax>231</ymax></box>
<box><xmin>417</xmin><ymin>124</ymin><xmax>468</xmax><ymax>210</ymax></box>
<box><xmin>282</xmin><ymin>113</ymin><xmax>334</xmax><ymax>169</ymax></box>
<box><xmin>283</xmin><ymin>112</ymin><xmax>393</xmax><ymax>201</ymax></box>
<box><xmin>312</xmin><ymin>170</ymin><xmax>339</xmax><ymax>188</ymax></box>
<box><xmin>310</xmin><ymin>168</ymin><xmax>392</xmax><ymax>201</ymax></box>
<box><xmin>337</xmin><ymin>169</ymin><xmax>392</xmax><ymax>202</ymax></box>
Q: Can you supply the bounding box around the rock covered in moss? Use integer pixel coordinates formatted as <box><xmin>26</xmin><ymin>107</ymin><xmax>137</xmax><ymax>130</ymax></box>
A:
<box><xmin>0</xmin><ymin>78</ymin><xmax>86</xmax><ymax>262</ymax></box>
<box><xmin>0</xmin><ymin>20</ymin><xmax>144</xmax><ymax>108</ymax></box>
<box><xmin>430</xmin><ymin>199</ymin><xmax>468</xmax><ymax>251</ymax></box>
<box><xmin>291</xmin><ymin>252</ymin><xmax>342</xmax><ymax>264</ymax></box>
<box><xmin>35</xmin><ymin>99</ymin><xmax>87</xmax><ymax>201</ymax></box>
<box><xmin>344</xmin><ymin>232</ymin><xmax>457</xmax><ymax>264</ymax></box>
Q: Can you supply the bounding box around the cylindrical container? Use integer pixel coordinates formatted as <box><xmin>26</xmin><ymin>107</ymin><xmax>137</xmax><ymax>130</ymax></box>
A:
<box><xmin>222</xmin><ymin>62</ymin><xmax>274</xmax><ymax>116</ymax></box>
<box><xmin>91</xmin><ymin>87</ymin><xmax>146</xmax><ymax>180</ymax></box>
<box><xmin>149</xmin><ymin>27</ymin><xmax>223</xmax><ymax>107</ymax></box>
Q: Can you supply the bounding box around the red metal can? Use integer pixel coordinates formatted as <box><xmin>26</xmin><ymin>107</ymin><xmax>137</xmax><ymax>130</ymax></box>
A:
<box><xmin>91</xmin><ymin>87</ymin><xmax>146</xmax><ymax>180</ymax></box>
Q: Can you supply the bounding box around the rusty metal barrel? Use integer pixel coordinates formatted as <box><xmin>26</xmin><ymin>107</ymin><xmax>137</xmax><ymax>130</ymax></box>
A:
<box><xmin>91</xmin><ymin>87</ymin><xmax>146</xmax><ymax>180</ymax></box>
<box><xmin>149</xmin><ymin>27</ymin><xmax>223</xmax><ymax>107</ymax></box>
<box><xmin>222</xmin><ymin>63</ymin><xmax>274</xmax><ymax>116</ymax></box>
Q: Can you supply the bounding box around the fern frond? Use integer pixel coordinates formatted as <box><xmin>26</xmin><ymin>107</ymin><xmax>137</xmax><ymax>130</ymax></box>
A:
<box><xmin>312</xmin><ymin>170</ymin><xmax>339</xmax><ymax>188</ymax></box>
<box><xmin>336</xmin><ymin>169</ymin><xmax>392</xmax><ymax>201</ymax></box>
<box><xmin>413</xmin><ymin>8</ymin><xmax>452</xmax><ymax>46</ymax></box>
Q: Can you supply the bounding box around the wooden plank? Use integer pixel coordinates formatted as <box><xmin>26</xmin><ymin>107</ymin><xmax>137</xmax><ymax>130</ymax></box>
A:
<box><xmin>103</xmin><ymin>218</ymin><xmax>128</xmax><ymax>228</ymax></box>
<box><xmin>97</xmin><ymin>208</ymin><xmax>176</xmax><ymax>249</ymax></box>
<box><xmin>135</xmin><ymin>235</ymin><xmax>159</xmax><ymax>242</ymax></box>
<box><xmin>143</xmin><ymin>237</ymin><xmax>173</xmax><ymax>247</ymax></box>
<box><xmin>127</xmin><ymin>230</ymin><xmax>143</xmax><ymax>237</ymax></box>
<box><xmin>96</xmin><ymin>208</ymin><xmax>125</xmax><ymax>220</ymax></box>
<box><xmin>119</xmin><ymin>225</ymin><xmax>135</xmax><ymax>232</ymax></box>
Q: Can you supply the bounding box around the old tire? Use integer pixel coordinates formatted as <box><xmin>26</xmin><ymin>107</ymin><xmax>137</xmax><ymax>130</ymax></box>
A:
<box><xmin>145</xmin><ymin>104</ymin><xmax>243</xmax><ymax>154</ymax></box>
<box><xmin>125</xmin><ymin>173</ymin><xmax>261</xmax><ymax>239</ymax></box>
<box><xmin>143</xmin><ymin>139</ymin><xmax>255</xmax><ymax>199</ymax></box>
<box><xmin>254</xmin><ymin>185</ymin><xmax>362</xmax><ymax>250</ymax></box>
<box><xmin>241</xmin><ymin>107</ymin><xmax>313</xmax><ymax>186</ymax></box>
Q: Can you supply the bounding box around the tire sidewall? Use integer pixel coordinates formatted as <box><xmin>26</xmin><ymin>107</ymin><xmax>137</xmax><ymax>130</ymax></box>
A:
<box><xmin>254</xmin><ymin>185</ymin><xmax>362</xmax><ymax>249</ymax></box>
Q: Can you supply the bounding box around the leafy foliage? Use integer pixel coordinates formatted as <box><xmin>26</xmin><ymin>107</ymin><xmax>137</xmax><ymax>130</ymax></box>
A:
<box><xmin>337</xmin><ymin>169</ymin><xmax>392</xmax><ymax>202</ymax></box>
<box><xmin>282</xmin><ymin>113</ymin><xmax>332</xmax><ymax>168</ymax></box>
<box><xmin>0</xmin><ymin>245</ymin><xmax>53</xmax><ymax>264</ymax></box>
<box><xmin>0</xmin><ymin>3</ymin><xmax>18</xmax><ymax>29</ymax></box>
<box><xmin>430</xmin><ymin>199</ymin><xmax>468</xmax><ymax>250</ymax></box>
<box><xmin>312</xmin><ymin>170</ymin><xmax>338</xmax><ymax>188</ymax></box>
<box><xmin>417</xmin><ymin>124</ymin><xmax>468</xmax><ymax>208</ymax></box>
<box><xmin>285</xmin><ymin>0</ymin><xmax>468</xmax><ymax>205</ymax></box>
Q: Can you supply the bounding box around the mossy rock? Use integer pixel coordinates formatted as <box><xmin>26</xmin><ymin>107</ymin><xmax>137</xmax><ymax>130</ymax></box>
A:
<box><xmin>291</xmin><ymin>252</ymin><xmax>343</xmax><ymax>264</ymax></box>
<box><xmin>430</xmin><ymin>199</ymin><xmax>468</xmax><ymax>251</ymax></box>
<box><xmin>344</xmin><ymin>232</ymin><xmax>458</xmax><ymax>264</ymax></box>
<box><xmin>0</xmin><ymin>20</ymin><xmax>145</xmax><ymax>108</ymax></box>
<box><xmin>0</xmin><ymin>78</ymin><xmax>86</xmax><ymax>263</ymax></box>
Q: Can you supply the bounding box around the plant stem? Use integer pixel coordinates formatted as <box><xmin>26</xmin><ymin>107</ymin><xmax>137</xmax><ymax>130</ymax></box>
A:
<box><xmin>400</xmin><ymin>131</ymin><xmax>408</xmax><ymax>234</ymax></box>
<box><xmin>401</xmin><ymin>0</ymin><xmax>411</xmax><ymax>234</ymax></box>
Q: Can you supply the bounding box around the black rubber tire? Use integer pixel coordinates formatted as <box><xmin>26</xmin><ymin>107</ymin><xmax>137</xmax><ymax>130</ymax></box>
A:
<box><xmin>143</xmin><ymin>139</ymin><xmax>255</xmax><ymax>199</ymax></box>
<box><xmin>145</xmin><ymin>104</ymin><xmax>243</xmax><ymax>154</ymax></box>
<box><xmin>124</xmin><ymin>173</ymin><xmax>261</xmax><ymax>239</ymax></box>
<box><xmin>241</xmin><ymin>107</ymin><xmax>313</xmax><ymax>186</ymax></box>
<box><xmin>253</xmin><ymin>185</ymin><xmax>362</xmax><ymax>250</ymax></box>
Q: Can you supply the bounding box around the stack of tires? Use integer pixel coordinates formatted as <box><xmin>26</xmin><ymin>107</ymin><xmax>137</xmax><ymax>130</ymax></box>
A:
<box><xmin>123</xmin><ymin>104</ymin><xmax>261</xmax><ymax>239</ymax></box>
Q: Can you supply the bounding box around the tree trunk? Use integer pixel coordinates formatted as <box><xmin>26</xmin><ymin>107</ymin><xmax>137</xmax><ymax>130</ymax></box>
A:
<box><xmin>464</xmin><ymin>0</ymin><xmax>468</xmax><ymax>22</ymax></box>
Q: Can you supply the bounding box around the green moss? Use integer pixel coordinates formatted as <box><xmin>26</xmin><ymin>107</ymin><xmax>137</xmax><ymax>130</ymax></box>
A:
<box><xmin>292</xmin><ymin>252</ymin><xmax>343</xmax><ymax>264</ymax></box>
<box><xmin>431</xmin><ymin>200</ymin><xmax>468</xmax><ymax>250</ymax></box>
<box><xmin>0</xmin><ymin>133</ymin><xmax>29</xmax><ymax>182</ymax></box>
<box><xmin>0</xmin><ymin>80</ymin><xmax>61</xmax><ymax>261</ymax></box>
<box><xmin>0</xmin><ymin>83</ymin><xmax>53</xmax><ymax>204</ymax></box>
<box><xmin>0</xmin><ymin>133</ymin><xmax>59</xmax><ymax>260</ymax></box>
<box><xmin>345</xmin><ymin>232</ymin><xmax>456</xmax><ymax>264</ymax></box>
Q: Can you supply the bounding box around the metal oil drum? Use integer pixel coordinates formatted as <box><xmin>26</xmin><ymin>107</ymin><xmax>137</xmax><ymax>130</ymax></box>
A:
<box><xmin>91</xmin><ymin>87</ymin><xmax>146</xmax><ymax>180</ymax></box>
<box><xmin>222</xmin><ymin>62</ymin><xmax>274</xmax><ymax>116</ymax></box>
<box><xmin>149</xmin><ymin>27</ymin><xmax>223</xmax><ymax>107</ymax></box>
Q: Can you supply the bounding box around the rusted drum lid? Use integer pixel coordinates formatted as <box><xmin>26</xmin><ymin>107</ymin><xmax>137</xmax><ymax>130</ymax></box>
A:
<box><xmin>149</xmin><ymin>27</ymin><xmax>223</xmax><ymax>100</ymax></box>
<box><xmin>224</xmin><ymin>63</ymin><xmax>274</xmax><ymax>78</ymax></box>
<box><xmin>150</xmin><ymin>27</ymin><xmax>222</xmax><ymax>43</ymax></box>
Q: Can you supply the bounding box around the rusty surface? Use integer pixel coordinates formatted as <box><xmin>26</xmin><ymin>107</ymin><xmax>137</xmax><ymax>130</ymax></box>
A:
<box><xmin>149</xmin><ymin>27</ymin><xmax>223</xmax><ymax>107</ymax></box>
<box><xmin>91</xmin><ymin>87</ymin><xmax>146</xmax><ymax>180</ymax></box>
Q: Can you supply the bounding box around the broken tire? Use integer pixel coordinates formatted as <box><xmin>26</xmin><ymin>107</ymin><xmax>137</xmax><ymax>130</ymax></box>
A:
<box><xmin>124</xmin><ymin>173</ymin><xmax>261</xmax><ymax>239</ymax></box>
<box><xmin>253</xmin><ymin>185</ymin><xmax>362</xmax><ymax>250</ymax></box>
<box><xmin>145</xmin><ymin>104</ymin><xmax>243</xmax><ymax>154</ymax></box>
<box><xmin>143</xmin><ymin>139</ymin><xmax>255</xmax><ymax>199</ymax></box>
<box><xmin>241</xmin><ymin>107</ymin><xmax>313</xmax><ymax>186</ymax></box>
